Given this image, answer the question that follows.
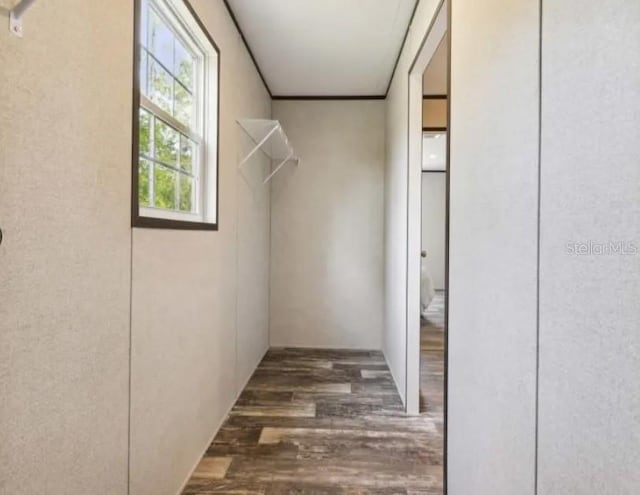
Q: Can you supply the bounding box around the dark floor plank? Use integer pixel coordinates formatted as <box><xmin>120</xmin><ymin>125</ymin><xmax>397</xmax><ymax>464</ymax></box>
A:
<box><xmin>182</xmin><ymin>303</ymin><xmax>445</xmax><ymax>495</ymax></box>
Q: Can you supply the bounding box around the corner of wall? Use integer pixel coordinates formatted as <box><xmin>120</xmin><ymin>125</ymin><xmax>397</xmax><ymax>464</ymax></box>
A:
<box><xmin>384</xmin><ymin>347</ymin><xmax>407</xmax><ymax>407</ymax></box>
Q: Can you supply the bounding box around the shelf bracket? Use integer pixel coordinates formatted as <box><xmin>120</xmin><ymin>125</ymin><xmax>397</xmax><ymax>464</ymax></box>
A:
<box><xmin>238</xmin><ymin>123</ymin><xmax>280</xmax><ymax>169</ymax></box>
<box><xmin>236</xmin><ymin>118</ymin><xmax>299</xmax><ymax>186</ymax></box>
<box><xmin>9</xmin><ymin>0</ymin><xmax>37</xmax><ymax>38</ymax></box>
<box><xmin>263</xmin><ymin>151</ymin><xmax>298</xmax><ymax>185</ymax></box>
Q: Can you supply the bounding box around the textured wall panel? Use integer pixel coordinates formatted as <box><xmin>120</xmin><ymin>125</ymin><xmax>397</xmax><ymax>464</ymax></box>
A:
<box><xmin>270</xmin><ymin>100</ymin><xmax>385</xmax><ymax>350</ymax></box>
<box><xmin>538</xmin><ymin>1</ymin><xmax>640</xmax><ymax>493</ymax></box>
<box><xmin>447</xmin><ymin>1</ymin><xmax>539</xmax><ymax>493</ymax></box>
<box><xmin>0</xmin><ymin>0</ymin><xmax>132</xmax><ymax>492</ymax></box>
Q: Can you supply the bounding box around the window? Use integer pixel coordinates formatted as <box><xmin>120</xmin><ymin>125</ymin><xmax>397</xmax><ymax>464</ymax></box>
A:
<box><xmin>133</xmin><ymin>0</ymin><xmax>219</xmax><ymax>229</ymax></box>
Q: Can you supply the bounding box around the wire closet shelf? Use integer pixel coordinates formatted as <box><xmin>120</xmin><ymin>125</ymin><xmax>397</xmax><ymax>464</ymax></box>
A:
<box><xmin>237</xmin><ymin>119</ymin><xmax>299</xmax><ymax>184</ymax></box>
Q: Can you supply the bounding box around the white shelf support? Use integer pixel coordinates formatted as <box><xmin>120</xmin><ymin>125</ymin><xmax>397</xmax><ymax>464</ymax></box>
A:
<box><xmin>9</xmin><ymin>0</ymin><xmax>37</xmax><ymax>37</ymax></box>
<box><xmin>238</xmin><ymin>123</ymin><xmax>280</xmax><ymax>168</ymax></box>
<box><xmin>263</xmin><ymin>150</ymin><xmax>294</xmax><ymax>185</ymax></box>
<box><xmin>237</xmin><ymin>119</ymin><xmax>299</xmax><ymax>185</ymax></box>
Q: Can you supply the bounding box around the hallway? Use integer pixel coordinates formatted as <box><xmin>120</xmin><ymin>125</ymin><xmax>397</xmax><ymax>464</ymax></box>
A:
<box><xmin>2</xmin><ymin>0</ymin><xmax>636</xmax><ymax>493</ymax></box>
<box><xmin>183</xmin><ymin>347</ymin><xmax>444</xmax><ymax>494</ymax></box>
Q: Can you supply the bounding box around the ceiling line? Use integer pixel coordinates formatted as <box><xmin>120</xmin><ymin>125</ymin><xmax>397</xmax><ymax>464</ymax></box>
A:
<box><xmin>223</xmin><ymin>0</ymin><xmax>273</xmax><ymax>97</ymax></box>
<box><xmin>272</xmin><ymin>95</ymin><xmax>386</xmax><ymax>101</ymax></box>
<box><xmin>385</xmin><ymin>0</ymin><xmax>421</xmax><ymax>97</ymax></box>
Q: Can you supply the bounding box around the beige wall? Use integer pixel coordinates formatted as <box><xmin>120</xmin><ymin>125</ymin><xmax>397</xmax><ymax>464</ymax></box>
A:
<box><xmin>270</xmin><ymin>100</ymin><xmax>385</xmax><ymax>350</ymax></box>
<box><xmin>538</xmin><ymin>1</ymin><xmax>640</xmax><ymax>493</ymax></box>
<box><xmin>129</xmin><ymin>1</ymin><xmax>271</xmax><ymax>494</ymax></box>
<box><xmin>447</xmin><ymin>1</ymin><xmax>539</xmax><ymax>492</ymax></box>
<box><xmin>0</xmin><ymin>1</ymin><xmax>132</xmax><ymax>492</ymax></box>
<box><xmin>422</xmin><ymin>34</ymin><xmax>448</xmax><ymax>96</ymax></box>
<box><xmin>422</xmin><ymin>98</ymin><xmax>448</xmax><ymax>128</ymax></box>
<box><xmin>0</xmin><ymin>0</ymin><xmax>271</xmax><ymax>494</ymax></box>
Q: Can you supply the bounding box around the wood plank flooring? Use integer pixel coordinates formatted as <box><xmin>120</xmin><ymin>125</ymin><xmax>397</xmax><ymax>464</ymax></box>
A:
<box><xmin>183</xmin><ymin>301</ymin><xmax>445</xmax><ymax>495</ymax></box>
<box><xmin>420</xmin><ymin>291</ymin><xmax>445</xmax><ymax>415</ymax></box>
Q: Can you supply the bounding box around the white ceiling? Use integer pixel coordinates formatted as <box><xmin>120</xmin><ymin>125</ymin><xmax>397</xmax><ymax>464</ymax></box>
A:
<box><xmin>423</xmin><ymin>34</ymin><xmax>448</xmax><ymax>96</ymax></box>
<box><xmin>226</xmin><ymin>0</ymin><xmax>418</xmax><ymax>96</ymax></box>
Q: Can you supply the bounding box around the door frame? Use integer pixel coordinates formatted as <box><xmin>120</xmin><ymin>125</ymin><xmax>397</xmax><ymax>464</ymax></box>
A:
<box><xmin>404</xmin><ymin>2</ymin><xmax>450</xmax><ymax>491</ymax></box>
<box><xmin>404</xmin><ymin>0</ymin><xmax>448</xmax><ymax>414</ymax></box>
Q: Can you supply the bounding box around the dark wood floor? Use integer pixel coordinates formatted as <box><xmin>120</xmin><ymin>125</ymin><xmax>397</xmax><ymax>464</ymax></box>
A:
<box><xmin>183</xmin><ymin>302</ymin><xmax>445</xmax><ymax>495</ymax></box>
<box><xmin>420</xmin><ymin>291</ymin><xmax>445</xmax><ymax>416</ymax></box>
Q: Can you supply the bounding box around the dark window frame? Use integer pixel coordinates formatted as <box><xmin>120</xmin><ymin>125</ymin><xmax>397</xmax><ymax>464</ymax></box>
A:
<box><xmin>131</xmin><ymin>0</ymin><xmax>221</xmax><ymax>231</ymax></box>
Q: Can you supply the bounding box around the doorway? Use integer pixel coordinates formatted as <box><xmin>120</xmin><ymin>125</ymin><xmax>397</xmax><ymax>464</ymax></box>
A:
<box><xmin>420</xmin><ymin>145</ymin><xmax>446</xmax><ymax>416</ymax></box>
<box><xmin>404</xmin><ymin>0</ymin><xmax>449</xmax><ymax>491</ymax></box>
<box><xmin>418</xmin><ymin>31</ymin><xmax>447</xmax><ymax>418</ymax></box>
<box><xmin>404</xmin><ymin>0</ymin><xmax>448</xmax><ymax>411</ymax></box>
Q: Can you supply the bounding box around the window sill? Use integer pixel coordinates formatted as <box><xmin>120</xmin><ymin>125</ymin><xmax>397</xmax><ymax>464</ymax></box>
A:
<box><xmin>132</xmin><ymin>215</ymin><xmax>218</xmax><ymax>231</ymax></box>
